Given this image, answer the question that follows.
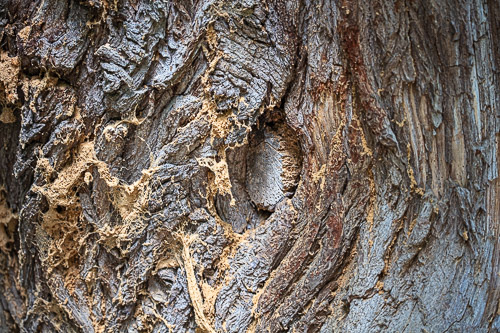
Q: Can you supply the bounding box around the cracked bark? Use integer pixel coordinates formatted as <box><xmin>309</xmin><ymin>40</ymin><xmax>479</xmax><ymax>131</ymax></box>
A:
<box><xmin>0</xmin><ymin>0</ymin><xmax>499</xmax><ymax>332</ymax></box>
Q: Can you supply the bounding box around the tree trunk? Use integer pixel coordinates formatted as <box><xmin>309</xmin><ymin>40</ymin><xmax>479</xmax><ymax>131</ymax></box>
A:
<box><xmin>0</xmin><ymin>0</ymin><xmax>498</xmax><ymax>332</ymax></box>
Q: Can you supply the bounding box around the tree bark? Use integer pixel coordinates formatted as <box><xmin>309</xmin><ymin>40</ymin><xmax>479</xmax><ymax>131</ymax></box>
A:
<box><xmin>0</xmin><ymin>0</ymin><xmax>498</xmax><ymax>332</ymax></box>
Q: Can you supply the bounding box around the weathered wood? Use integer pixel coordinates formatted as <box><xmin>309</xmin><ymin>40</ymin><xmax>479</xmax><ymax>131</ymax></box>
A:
<box><xmin>0</xmin><ymin>0</ymin><xmax>498</xmax><ymax>332</ymax></box>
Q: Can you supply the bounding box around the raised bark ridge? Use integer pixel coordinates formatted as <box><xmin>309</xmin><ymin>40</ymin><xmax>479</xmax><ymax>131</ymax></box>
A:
<box><xmin>0</xmin><ymin>0</ymin><xmax>498</xmax><ymax>332</ymax></box>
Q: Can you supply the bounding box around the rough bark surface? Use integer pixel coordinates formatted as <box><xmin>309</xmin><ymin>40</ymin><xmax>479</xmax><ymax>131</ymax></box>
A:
<box><xmin>0</xmin><ymin>0</ymin><xmax>498</xmax><ymax>332</ymax></box>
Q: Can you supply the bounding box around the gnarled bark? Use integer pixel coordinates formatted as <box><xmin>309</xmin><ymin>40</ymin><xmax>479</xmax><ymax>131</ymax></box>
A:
<box><xmin>0</xmin><ymin>0</ymin><xmax>498</xmax><ymax>332</ymax></box>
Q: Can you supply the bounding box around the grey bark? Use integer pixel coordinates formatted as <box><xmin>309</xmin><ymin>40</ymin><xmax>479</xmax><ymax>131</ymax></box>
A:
<box><xmin>0</xmin><ymin>0</ymin><xmax>498</xmax><ymax>332</ymax></box>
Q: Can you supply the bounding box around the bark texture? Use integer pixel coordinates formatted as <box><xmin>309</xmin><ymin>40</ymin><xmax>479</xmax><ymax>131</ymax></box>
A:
<box><xmin>0</xmin><ymin>0</ymin><xmax>499</xmax><ymax>332</ymax></box>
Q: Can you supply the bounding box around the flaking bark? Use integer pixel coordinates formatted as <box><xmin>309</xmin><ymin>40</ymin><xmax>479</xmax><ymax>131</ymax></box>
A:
<box><xmin>0</xmin><ymin>0</ymin><xmax>498</xmax><ymax>332</ymax></box>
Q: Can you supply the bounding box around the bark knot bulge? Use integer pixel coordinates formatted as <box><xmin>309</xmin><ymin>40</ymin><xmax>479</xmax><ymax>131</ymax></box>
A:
<box><xmin>216</xmin><ymin>110</ymin><xmax>302</xmax><ymax>232</ymax></box>
<box><xmin>246</xmin><ymin>112</ymin><xmax>302</xmax><ymax>211</ymax></box>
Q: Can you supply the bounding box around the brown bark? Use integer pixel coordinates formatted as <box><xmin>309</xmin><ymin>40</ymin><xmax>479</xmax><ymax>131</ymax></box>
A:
<box><xmin>0</xmin><ymin>0</ymin><xmax>498</xmax><ymax>332</ymax></box>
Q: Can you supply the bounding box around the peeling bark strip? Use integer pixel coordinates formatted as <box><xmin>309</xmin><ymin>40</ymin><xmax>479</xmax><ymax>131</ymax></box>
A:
<box><xmin>0</xmin><ymin>0</ymin><xmax>498</xmax><ymax>332</ymax></box>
